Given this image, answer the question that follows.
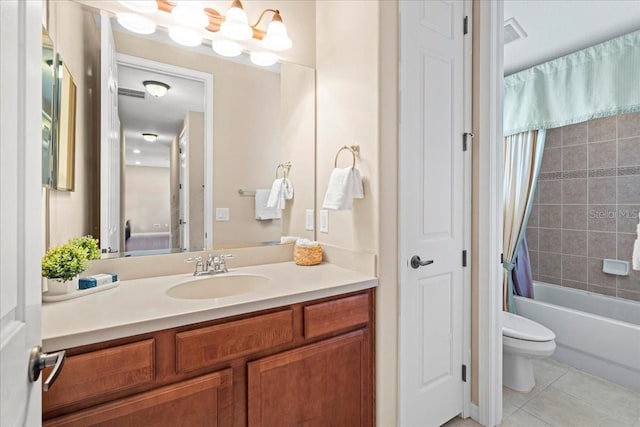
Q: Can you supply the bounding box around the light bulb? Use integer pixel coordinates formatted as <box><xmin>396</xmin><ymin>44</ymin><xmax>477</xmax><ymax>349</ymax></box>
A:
<box><xmin>142</xmin><ymin>133</ymin><xmax>158</xmax><ymax>142</ymax></box>
<box><xmin>135</xmin><ymin>161</ymin><xmax>142</xmax><ymax>165</ymax></box>
<box><xmin>262</xmin><ymin>20</ymin><xmax>292</xmax><ymax>51</ymax></box>
<box><xmin>168</xmin><ymin>27</ymin><xmax>202</xmax><ymax>47</ymax></box>
<box><xmin>118</xmin><ymin>1</ymin><xmax>158</xmax><ymax>14</ymax></box>
<box><xmin>117</xmin><ymin>13</ymin><xmax>156</xmax><ymax>35</ymax></box>
<box><xmin>133</xmin><ymin>148</ymin><xmax>141</xmax><ymax>154</ymax></box>
<box><xmin>250</xmin><ymin>51</ymin><xmax>277</xmax><ymax>67</ymax></box>
<box><xmin>211</xmin><ymin>39</ymin><xmax>242</xmax><ymax>57</ymax></box>
<box><xmin>171</xmin><ymin>1</ymin><xmax>209</xmax><ymax>29</ymax></box>
<box><xmin>143</xmin><ymin>80</ymin><xmax>170</xmax><ymax>97</ymax></box>
<box><xmin>220</xmin><ymin>6</ymin><xmax>252</xmax><ymax>40</ymax></box>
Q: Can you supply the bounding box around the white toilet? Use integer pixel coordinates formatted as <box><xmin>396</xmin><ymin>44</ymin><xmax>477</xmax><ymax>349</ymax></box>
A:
<box><xmin>502</xmin><ymin>311</ymin><xmax>556</xmax><ymax>392</ymax></box>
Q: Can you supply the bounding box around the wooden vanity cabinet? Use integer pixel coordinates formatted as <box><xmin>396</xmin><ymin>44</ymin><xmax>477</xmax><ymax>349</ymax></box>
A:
<box><xmin>42</xmin><ymin>289</ymin><xmax>374</xmax><ymax>427</ymax></box>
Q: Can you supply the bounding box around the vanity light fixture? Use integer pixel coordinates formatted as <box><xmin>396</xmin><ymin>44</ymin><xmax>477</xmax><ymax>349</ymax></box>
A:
<box><xmin>118</xmin><ymin>0</ymin><xmax>158</xmax><ymax>14</ymax></box>
<box><xmin>219</xmin><ymin>0</ymin><xmax>253</xmax><ymax>41</ymax></box>
<box><xmin>116</xmin><ymin>12</ymin><xmax>156</xmax><ymax>35</ymax></box>
<box><xmin>255</xmin><ymin>10</ymin><xmax>292</xmax><ymax>51</ymax></box>
<box><xmin>171</xmin><ymin>1</ymin><xmax>209</xmax><ymax>29</ymax></box>
<box><xmin>168</xmin><ymin>26</ymin><xmax>202</xmax><ymax>47</ymax></box>
<box><xmin>142</xmin><ymin>133</ymin><xmax>158</xmax><ymax>142</ymax></box>
<box><xmin>143</xmin><ymin>80</ymin><xmax>170</xmax><ymax>97</ymax></box>
<box><xmin>250</xmin><ymin>50</ymin><xmax>277</xmax><ymax>67</ymax></box>
<box><xmin>135</xmin><ymin>161</ymin><xmax>142</xmax><ymax>165</ymax></box>
<box><xmin>211</xmin><ymin>39</ymin><xmax>243</xmax><ymax>57</ymax></box>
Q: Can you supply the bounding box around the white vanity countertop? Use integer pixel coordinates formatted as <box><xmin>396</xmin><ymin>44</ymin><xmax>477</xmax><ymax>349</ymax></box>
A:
<box><xmin>41</xmin><ymin>262</ymin><xmax>378</xmax><ymax>352</ymax></box>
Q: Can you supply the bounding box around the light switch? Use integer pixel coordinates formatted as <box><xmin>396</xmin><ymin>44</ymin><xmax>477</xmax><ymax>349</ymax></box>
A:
<box><xmin>305</xmin><ymin>209</ymin><xmax>314</xmax><ymax>231</ymax></box>
<box><xmin>216</xmin><ymin>208</ymin><xmax>230</xmax><ymax>221</ymax></box>
<box><xmin>319</xmin><ymin>209</ymin><xmax>329</xmax><ymax>233</ymax></box>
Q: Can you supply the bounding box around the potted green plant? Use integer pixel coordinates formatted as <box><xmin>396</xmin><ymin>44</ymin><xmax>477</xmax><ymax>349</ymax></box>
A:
<box><xmin>42</xmin><ymin>237</ymin><xmax>96</xmax><ymax>295</ymax></box>
<box><xmin>69</xmin><ymin>235</ymin><xmax>101</xmax><ymax>261</ymax></box>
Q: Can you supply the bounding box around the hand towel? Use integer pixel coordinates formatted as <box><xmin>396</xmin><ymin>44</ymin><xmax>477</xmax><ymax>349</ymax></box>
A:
<box><xmin>280</xmin><ymin>236</ymin><xmax>298</xmax><ymax>244</ymax></box>
<box><xmin>295</xmin><ymin>238</ymin><xmax>319</xmax><ymax>247</ymax></box>
<box><xmin>266</xmin><ymin>178</ymin><xmax>294</xmax><ymax>209</ymax></box>
<box><xmin>322</xmin><ymin>167</ymin><xmax>364</xmax><ymax>210</ymax></box>
<box><xmin>633</xmin><ymin>221</ymin><xmax>640</xmax><ymax>271</ymax></box>
<box><xmin>255</xmin><ymin>189</ymin><xmax>281</xmax><ymax>220</ymax></box>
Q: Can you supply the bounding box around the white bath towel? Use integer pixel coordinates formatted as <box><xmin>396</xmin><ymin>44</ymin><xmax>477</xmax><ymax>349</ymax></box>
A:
<box><xmin>322</xmin><ymin>167</ymin><xmax>364</xmax><ymax>210</ymax></box>
<box><xmin>266</xmin><ymin>178</ymin><xmax>294</xmax><ymax>209</ymax></box>
<box><xmin>633</xmin><ymin>221</ymin><xmax>640</xmax><ymax>271</ymax></box>
<box><xmin>255</xmin><ymin>189</ymin><xmax>281</xmax><ymax>220</ymax></box>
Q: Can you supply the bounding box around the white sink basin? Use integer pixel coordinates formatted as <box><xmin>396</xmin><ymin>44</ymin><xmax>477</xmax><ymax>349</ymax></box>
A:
<box><xmin>166</xmin><ymin>274</ymin><xmax>270</xmax><ymax>299</ymax></box>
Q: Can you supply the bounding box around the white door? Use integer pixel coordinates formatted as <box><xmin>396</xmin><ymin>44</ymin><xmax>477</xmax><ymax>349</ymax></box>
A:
<box><xmin>399</xmin><ymin>1</ymin><xmax>469</xmax><ymax>425</ymax></box>
<box><xmin>178</xmin><ymin>129</ymin><xmax>189</xmax><ymax>252</ymax></box>
<box><xmin>1</xmin><ymin>1</ymin><xmax>44</xmax><ymax>425</ymax></box>
<box><xmin>100</xmin><ymin>11</ymin><xmax>121</xmax><ymax>255</ymax></box>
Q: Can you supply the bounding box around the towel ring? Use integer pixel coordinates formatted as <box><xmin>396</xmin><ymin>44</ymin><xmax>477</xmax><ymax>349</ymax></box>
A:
<box><xmin>275</xmin><ymin>162</ymin><xmax>292</xmax><ymax>179</ymax></box>
<box><xmin>334</xmin><ymin>146</ymin><xmax>357</xmax><ymax>169</ymax></box>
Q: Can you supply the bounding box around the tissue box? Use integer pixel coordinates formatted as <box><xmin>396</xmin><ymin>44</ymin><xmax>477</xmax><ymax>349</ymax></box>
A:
<box><xmin>78</xmin><ymin>273</ymin><xmax>117</xmax><ymax>290</ymax></box>
<box><xmin>294</xmin><ymin>245</ymin><xmax>322</xmax><ymax>266</ymax></box>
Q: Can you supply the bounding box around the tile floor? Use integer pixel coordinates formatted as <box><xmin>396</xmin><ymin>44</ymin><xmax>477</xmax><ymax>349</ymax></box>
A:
<box><xmin>443</xmin><ymin>358</ymin><xmax>640</xmax><ymax>427</ymax></box>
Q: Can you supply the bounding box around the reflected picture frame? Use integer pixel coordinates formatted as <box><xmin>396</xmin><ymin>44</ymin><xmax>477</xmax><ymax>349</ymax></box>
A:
<box><xmin>53</xmin><ymin>54</ymin><xmax>77</xmax><ymax>191</ymax></box>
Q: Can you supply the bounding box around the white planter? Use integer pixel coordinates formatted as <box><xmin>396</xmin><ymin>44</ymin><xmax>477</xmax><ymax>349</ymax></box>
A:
<box><xmin>47</xmin><ymin>276</ymin><xmax>78</xmax><ymax>295</ymax></box>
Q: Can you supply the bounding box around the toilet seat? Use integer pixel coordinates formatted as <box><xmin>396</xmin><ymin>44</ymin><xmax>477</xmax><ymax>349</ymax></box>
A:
<box><xmin>502</xmin><ymin>311</ymin><xmax>555</xmax><ymax>342</ymax></box>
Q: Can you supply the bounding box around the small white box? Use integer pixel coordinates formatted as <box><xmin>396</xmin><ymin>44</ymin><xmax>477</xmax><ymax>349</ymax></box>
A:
<box><xmin>602</xmin><ymin>259</ymin><xmax>630</xmax><ymax>276</ymax></box>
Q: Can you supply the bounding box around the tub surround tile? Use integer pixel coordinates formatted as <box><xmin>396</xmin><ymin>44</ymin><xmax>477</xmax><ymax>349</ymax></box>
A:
<box><xmin>587</xmin><ymin>231</ymin><xmax>617</xmax><ymax>259</ymax></box>
<box><xmin>561</xmin><ymin>280</ymin><xmax>587</xmax><ymax>291</ymax></box>
<box><xmin>529</xmin><ymin>204</ymin><xmax>540</xmax><ymax>227</ymax></box>
<box><xmin>539</xmin><ymin>252</ymin><xmax>562</xmax><ymax>279</ymax></box>
<box><xmin>588</xmin><ymin>116</ymin><xmax>617</xmax><ymax>143</ymax></box>
<box><xmin>561</xmin><ymin>255</ymin><xmax>587</xmax><ymax>282</ymax></box>
<box><xmin>618</xmin><ymin>112</ymin><xmax>640</xmax><ymax>138</ymax></box>
<box><xmin>563</xmin><ymin>122</ymin><xmax>588</xmax><ymax>146</ymax></box>
<box><xmin>587</xmin><ymin>258</ymin><xmax>617</xmax><ymax>288</ymax></box>
<box><xmin>617</xmin><ymin>232</ymin><xmax>636</xmax><ymax>260</ymax></box>
<box><xmin>588</xmin><ymin>140</ymin><xmax>617</xmax><ymax>169</ymax></box>
<box><xmin>618</xmin><ymin>175</ymin><xmax>640</xmax><ymax>204</ymax></box>
<box><xmin>526</xmin><ymin>228</ymin><xmax>539</xmax><ymax>252</ymax></box>
<box><xmin>529</xmin><ymin>250</ymin><xmax>539</xmax><ymax>277</ymax></box>
<box><xmin>617</xmin><ymin>269</ymin><xmax>640</xmax><ymax>293</ymax></box>
<box><xmin>545</xmin><ymin>127</ymin><xmax>562</xmax><ymax>148</ymax></box>
<box><xmin>588</xmin><ymin>177</ymin><xmax>617</xmax><ymax>204</ymax></box>
<box><xmin>539</xmin><ymin>228</ymin><xmax>563</xmax><ymax>254</ymax></box>
<box><xmin>562</xmin><ymin>205</ymin><xmax>588</xmax><ymax>230</ymax></box>
<box><xmin>618</xmin><ymin>289</ymin><xmax>640</xmax><ymax>302</ymax></box>
<box><xmin>561</xmin><ymin>230</ymin><xmax>587</xmax><ymax>256</ymax></box>
<box><xmin>538</xmin><ymin>180</ymin><xmax>562</xmax><ymax>204</ymax></box>
<box><xmin>541</xmin><ymin>147</ymin><xmax>562</xmax><ymax>173</ymax></box>
<box><xmin>617</xmin><ymin>205</ymin><xmax>640</xmax><ymax>233</ymax></box>
<box><xmin>562</xmin><ymin>144</ymin><xmax>587</xmax><ymax>172</ymax></box>
<box><xmin>587</xmin><ymin>283</ymin><xmax>618</xmax><ymax>297</ymax></box>
<box><xmin>562</xmin><ymin>179</ymin><xmax>587</xmax><ymax>204</ymax></box>
<box><xmin>540</xmin><ymin>205</ymin><xmax>562</xmax><ymax>229</ymax></box>
<box><xmin>539</xmin><ymin>275</ymin><xmax>562</xmax><ymax>286</ymax></box>
<box><xmin>588</xmin><ymin>205</ymin><xmax>618</xmax><ymax>232</ymax></box>
<box><xmin>618</xmin><ymin>136</ymin><xmax>640</xmax><ymax>167</ymax></box>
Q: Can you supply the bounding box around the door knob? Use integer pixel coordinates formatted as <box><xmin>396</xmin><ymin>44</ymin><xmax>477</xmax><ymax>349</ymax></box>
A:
<box><xmin>28</xmin><ymin>345</ymin><xmax>66</xmax><ymax>391</ymax></box>
<box><xmin>410</xmin><ymin>255</ymin><xmax>434</xmax><ymax>269</ymax></box>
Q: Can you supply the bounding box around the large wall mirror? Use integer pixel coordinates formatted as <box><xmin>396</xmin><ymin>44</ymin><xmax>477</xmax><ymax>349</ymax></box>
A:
<box><xmin>46</xmin><ymin>0</ymin><xmax>316</xmax><ymax>258</ymax></box>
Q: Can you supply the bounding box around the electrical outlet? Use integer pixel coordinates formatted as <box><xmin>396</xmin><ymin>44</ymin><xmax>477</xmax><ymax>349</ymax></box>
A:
<box><xmin>216</xmin><ymin>208</ymin><xmax>230</xmax><ymax>221</ymax></box>
<box><xmin>319</xmin><ymin>209</ymin><xmax>329</xmax><ymax>233</ymax></box>
<box><xmin>305</xmin><ymin>209</ymin><xmax>314</xmax><ymax>231</ymax></box>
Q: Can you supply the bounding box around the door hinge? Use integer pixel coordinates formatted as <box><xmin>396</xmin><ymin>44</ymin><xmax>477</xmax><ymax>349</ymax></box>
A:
<box><xmin>463</xmin><ymin>16</ymin><xmax>469</xmax><ymax>35</ymax></box>
<box><xmin>179</xmin><ymin>183</ymin><xmax>182</xmax><ymax>189</ymax></box>
<box><xmin>462</xmin><ymin>250</ymin><xmax>467</xmax><ymax>267</ymax></box>
<box><xmin>500</xmin><ymin>253</ymin><xmax>504</xmax><ymax>264</ymax></box>
<box><xmin>462</xmin><ymin>364</ymin><xmax>467</xmax><ymax>382</ymax></box>
<box><xmin>463</xmin><ymin>132</ymin><xmax>473</xmax><ymax>151</ymax></box>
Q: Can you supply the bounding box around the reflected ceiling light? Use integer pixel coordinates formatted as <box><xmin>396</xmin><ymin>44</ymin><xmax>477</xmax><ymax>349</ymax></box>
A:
<box><xmin>116</xmin><ymin>13</ymin><xmax>156</xmax><ymax>35</ymax></box>
<box><xmin>211</xmin><ymin>39</ymin><xmax>242</xmax><ymax>57</ymax></box>
<box><xmin>132</xmin><ymin>148</ymin><xmax>141</xmax><ymax>154</ymax></box>
<box><xmin>143</xmin><ymin>80</ymin><xmax>170</xmax><ymax>97</ymax></box>
<box><xmin>135</xmin><ymin>161</ymin><xmax>142</xmax><ymax>165</ymax></box>
<box><xmin>261</xmin><ymin>11</ymin><xmax>292</xmax><ymax>51</ymax></box>
<box><xmin>220</xmin><ymin>0</ymin><xmax>253</xmax><ymax>41</ymax></box>
<box><xmin>142</xmin><ymin>133</ymin><xmax>158</xmax><ymax>142</ymax></box>
<box><xmin>250</xmin><ymin>50</ymin><xmax>277</xmax><ymax>67</ymax></box>
<box><xmin>168</xmin><ymin>26</ymin><xmax>202</xmax><ymax>47</ymax></box>
<box><xmin>118</xmin><ymin>1</ymin><xmax>158</xmax><ymax>14</ymax></box>
<box><xmin>171</xmin><ymin>1</ymin><xmax>209</xmax><ymax>29</ymax></box>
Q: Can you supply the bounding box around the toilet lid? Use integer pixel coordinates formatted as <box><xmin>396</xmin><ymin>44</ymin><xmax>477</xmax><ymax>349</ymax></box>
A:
<box><xmin>502</xmin><ymin>311</ymin><xmax>555</xmax><ymax>342</ymax></box>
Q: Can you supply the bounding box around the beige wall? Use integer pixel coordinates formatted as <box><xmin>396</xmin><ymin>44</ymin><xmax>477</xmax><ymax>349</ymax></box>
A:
<box><xmin>47</xmin><ymin>0</ymin><xmax>100</xmax><ymax>246</ymax></box>
<box><xmin>125</xmin><ymin>166</ymin><xmax>170</xmax><ymax>234</ymax></box>
<box><xmin>185</xmin><ymin>111</ymin><xmax>205</xmax><ymax>250</ymax></box>
<box><xmin>170</xmin><ymin>135</ymin><xmax>179</xmax><ymax>248</ymax></box>
<box><xmin>315</xmin><ymin>0</ymin><xmax>379</xmax><ymax>254</ymax></box>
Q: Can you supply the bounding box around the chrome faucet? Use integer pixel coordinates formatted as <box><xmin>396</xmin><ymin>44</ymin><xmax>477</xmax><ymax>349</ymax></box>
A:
<box><xmin>186</xmin><ymin>254</ymin><xmax>234</xmax><ymax>276</ymax></box>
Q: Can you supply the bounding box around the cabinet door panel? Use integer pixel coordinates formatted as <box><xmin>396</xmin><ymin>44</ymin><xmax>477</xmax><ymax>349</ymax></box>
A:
<box><xmin>43</xmin><ymin>339</ymin><xmax>155</xmax><ymax>412</ymax></box>
<box><xmin>248</xmin><ymin>330</ymin><xmax>372</xmax><ymax>427</ymax></box>
<box><xmin>44</xmin><ymin>369</ymin><xmax>232</xmax><ymax>427</ymax></box>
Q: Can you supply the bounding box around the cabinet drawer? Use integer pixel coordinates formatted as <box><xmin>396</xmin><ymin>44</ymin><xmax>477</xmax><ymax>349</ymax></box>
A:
<box><xmin>44</xmin><ymin>369</ymin><xmax>233</xmax><ymax>427</ymax></box>
<box><xmin>304</xmin><ymin>293</ymin><xmax>369</xmax><ymax>339</ymax></box>
<box><xmin>43</xmin><ymin>339</ymin><xmax>155</xmax><ymax>411</ymax></box>
<box><xmin>176</xmin><ymin>309</ymin><xmax>294</xmax><ymax>373</ymax></box>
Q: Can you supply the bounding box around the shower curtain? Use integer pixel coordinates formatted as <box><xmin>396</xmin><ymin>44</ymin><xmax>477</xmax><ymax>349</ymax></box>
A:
<box><xmin>502</xmin><ymin>129</ymin><xmax>545</xmax><ymax>311</ymax></box>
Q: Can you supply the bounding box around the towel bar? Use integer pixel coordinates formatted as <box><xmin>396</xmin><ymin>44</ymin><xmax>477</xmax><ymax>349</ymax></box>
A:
<box><xmin>275</xmin><ymin>161</ymin><xmax>292</xmax><ymax>179</ymax></box>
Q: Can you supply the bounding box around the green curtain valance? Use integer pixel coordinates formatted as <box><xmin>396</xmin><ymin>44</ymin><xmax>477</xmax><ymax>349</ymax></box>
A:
<box><xmin>504</xmin><ymin>30</ymin><xmax>640</xmax><ymax>136</ymax></box>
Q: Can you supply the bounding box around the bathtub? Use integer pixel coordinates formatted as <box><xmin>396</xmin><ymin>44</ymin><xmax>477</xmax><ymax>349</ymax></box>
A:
<box><xmin>513</xmin><ymin>281</ymin><xmax>640</xmax><ymax>393</ymax></box>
